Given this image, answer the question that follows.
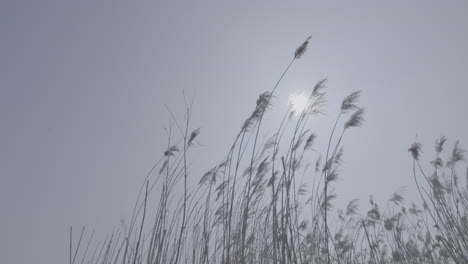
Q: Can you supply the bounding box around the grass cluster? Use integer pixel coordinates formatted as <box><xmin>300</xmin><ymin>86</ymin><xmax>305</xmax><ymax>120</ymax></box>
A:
<box><xmin>70</xmin><ymin>37</ymin><xmax>468</xmax><ymax>264</ymax></box>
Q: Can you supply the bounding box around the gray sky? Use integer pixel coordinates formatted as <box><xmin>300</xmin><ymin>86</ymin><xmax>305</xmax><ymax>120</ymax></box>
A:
<box><xmin>1</xmin><ymin>1</ymin><xmax>468</xmax><ymax>263</ymax></box>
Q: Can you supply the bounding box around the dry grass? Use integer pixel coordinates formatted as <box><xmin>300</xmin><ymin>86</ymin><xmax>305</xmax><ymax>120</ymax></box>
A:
<box><xmin>70</xmin><ymin>37</ymin><xmax>468</xmax><ymax>264</ymax></box>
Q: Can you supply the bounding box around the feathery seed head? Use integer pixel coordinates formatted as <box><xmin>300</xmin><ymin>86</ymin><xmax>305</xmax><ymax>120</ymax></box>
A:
<box><xmin>390</xmin><ymin>191</ymin><xmax>404</xmax><ymax>205</ymax></box>
<box><xmin>344</xmin><ymin>108</ymin><xmax>365</xmax><ymax>129</ymax></box>
<box><xmin>313</xmin><ymin>78</ymin><xmax>327</xmax><ymax>97</ymax></box>
<box><xmin>199</xmin><ymin>166</ymin><xmax>218</xmax><ymax>185</ymax></box>
<box><xmin>341</xmin><ymin>90</ymin><xmax>362</xmax><ymax>113</ymax></box>
<box><xmin>346</xmin><ymin>198</ymin><xmax>359</xmax><ymax>215</ymax></box>
<box><xmin>322</xmin><ymin>193</ymin><xmax>337</xmax><ymax>211</ymax></box>
<box><xmin>188</xmin><ymin>128</ymin><xmax>200</xmax><ymax>146</ymax></box>
<box><xmin>447</xmin><ymin>140</ymin><xmax>465</xmax><ymax>167</ymax></box>
<box><xmin>304</xmin><ymin>133</ymin><xmax>317</xmax><ymax>151</ymax></box>
<box><xmin>408</xmin><ymin>142</ymin><xmax>422</xmax><ymax>160</ymax></box>
<box><xmin>326</xmin><ymin>168</ymin><xmax>339</xmax><ymax>184</ymax></box>
<box><xmin>294</xmin><ymin>36</ymin><xmax>311</xmax><ymax>59</ymax></box>
<box><xmin>334</xmin><ymin>147</ymin><xmax>344</xmax><ymax>165</ymax></box>
<box><xmin>164</xmin><ymin>145</ymin><xmax>179</xmax><ymax>157</ymax></box>
<box><xmin>435</xmin><ymin>135</ymin><xmax>447</xmax><ymax>153</ymax></box>
<box><xmin>367</xmin><ymin>207</ymin><xmax>380</xmax><ymax>221</ymax></box>
<box><xmin>242</xmin><ymin>91</ymin><xmax>273</xmax><ymax>131</ymax></box>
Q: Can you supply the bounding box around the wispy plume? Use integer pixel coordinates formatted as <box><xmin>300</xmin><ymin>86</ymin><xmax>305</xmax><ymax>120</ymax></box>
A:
<box><xmin>326</xmin><ymin>168</ymin><xmax>339</xmax><ymax>184</ymax></box>
<box><xmin>164</xmin><ymin>145</ymin><xmax>179</xmax><ymax>157</ymax></box>
<box><xmin>344</xmin><ymin>108</ymin><xmax>365</xmax><ymax>129</ymax></box>
<box><xmin>322</xmin><ymin>193</ymin><xmax>337</xmax><ymax>211</ymax></box>
<box><xmin>389</xmin><ymin>191</ymin><xmax>404</xmax><ymax>205</ymax></box>
<box><xmin>242</xmin><ymin>92</ymin><xmax>273</xmax><ymax>131</ymax></box>
<box><xmin>447</xmin><ymin>140</ymin><xmax>465</xmax><ymax>166</ymax></box>
<box><xmin>435</xmin><ymin>135</ymin><xmax>447</xmax><ymax>154</ymax></box>
<box><xmin>312</xmin><ymin>78</ymin><xmax>327</xmax><ymax>97</ymax></box>
<box><xmin>305</xmin><ymin>78</ymin><xmax>327</xmax><ymax>115</ymax></box>
<box><xmin>346</xmin><ymin>198</ymin><xmax>359</xmax><ymax>215</ymax></box>
<box><xmin>199</xmin><ymin>166</ymin><xmax>218</xmax><ymax>185</ymax></box>
<box><xmin>367</xmin><ymin>207</ymin><xmax>380</xmax><ymax>221</ymax></box>
<box><xmin>341</xmin><ymin>90</ymin><xmax>362</xmax><ymax>113</ymax></box>
<box><xmin>303</xmin><ymin>133</ymin><xmax>317</xmax><ymax>151</ymax></box>
<box><xmin>188</xmin><ymin>128</ymin><xmax>200</xmax><ymax>146</ymax></box>
<box><xmin>294</xmin><ymin>36</ymin><xmax>311</xmax><ymax>59</ymax></box>
<box><xmin>408</xmin><ymin>142</ymin><xmax>422</xmax><ymax>160</ymax></box>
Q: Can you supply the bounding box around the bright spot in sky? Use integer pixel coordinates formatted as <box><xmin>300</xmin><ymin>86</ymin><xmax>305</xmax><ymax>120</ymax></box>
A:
<box><xmin>289</xmin><ymin>93</ymin><xmax>309</xmax><ymax>115</ymax></box>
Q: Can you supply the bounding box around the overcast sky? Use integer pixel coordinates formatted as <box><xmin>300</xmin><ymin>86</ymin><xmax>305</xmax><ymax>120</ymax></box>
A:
<box><xmin>1</xmin><ymin>1</ymin><xmax>468</xmax><ymax>263</ymax></box>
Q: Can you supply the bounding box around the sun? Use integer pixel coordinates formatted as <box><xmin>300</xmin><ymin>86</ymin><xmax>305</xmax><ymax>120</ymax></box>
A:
<box><xmin>289</xmin><ymin>93</ymin><xmax>309</xmax><ymax>115</ymax></box>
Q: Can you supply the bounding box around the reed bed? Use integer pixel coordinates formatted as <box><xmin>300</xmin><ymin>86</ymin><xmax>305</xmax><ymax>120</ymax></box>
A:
<box><xmin>70</xmin><ymin>37</ymin><xmax>468</xmax><ymax>264</ymax></box>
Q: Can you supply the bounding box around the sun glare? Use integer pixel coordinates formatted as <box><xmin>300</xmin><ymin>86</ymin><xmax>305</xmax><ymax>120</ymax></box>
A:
<box><xmin>289</xmin><ymin>93</ymin><xmax>309</xmax><ymax>115</ymax></box>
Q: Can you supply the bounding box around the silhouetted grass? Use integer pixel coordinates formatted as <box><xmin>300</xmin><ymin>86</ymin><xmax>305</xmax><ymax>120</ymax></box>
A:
<box><xmin>70</xmin><ymin>37</ymin><xmax>468</xmax><ymax>264</ymax></box>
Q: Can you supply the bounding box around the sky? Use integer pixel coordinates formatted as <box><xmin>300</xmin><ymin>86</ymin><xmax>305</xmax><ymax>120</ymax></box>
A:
<box><xmin>1</xmin><ymin>1</ymin><xmax>468</xmax><ymax>263</ymax></box>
